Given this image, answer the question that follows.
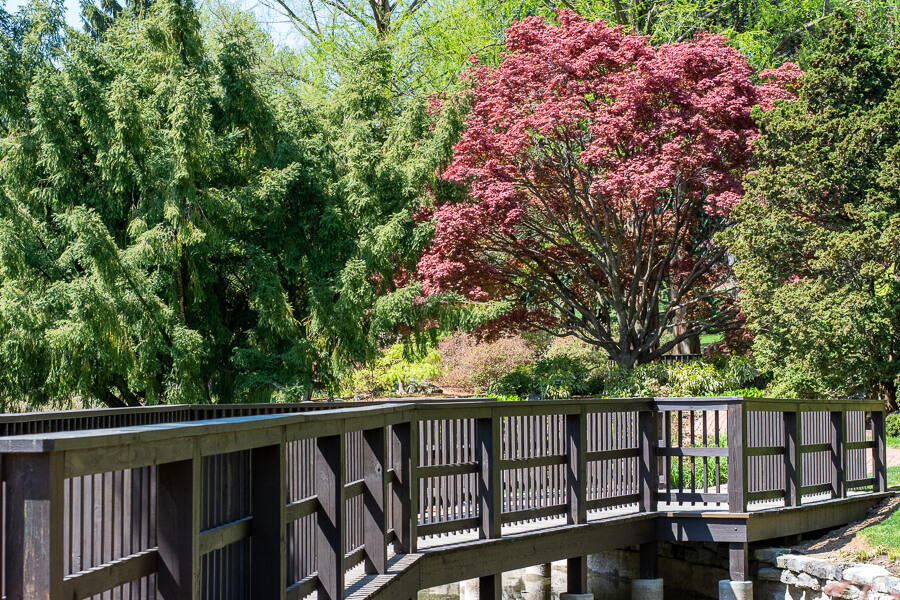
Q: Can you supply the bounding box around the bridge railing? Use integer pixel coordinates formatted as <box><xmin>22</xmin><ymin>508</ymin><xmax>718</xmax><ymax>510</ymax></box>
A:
<box><xmin>0</xmin><ymin>397</ymin><xmax>885</xmax><ymax>600</ymax></box>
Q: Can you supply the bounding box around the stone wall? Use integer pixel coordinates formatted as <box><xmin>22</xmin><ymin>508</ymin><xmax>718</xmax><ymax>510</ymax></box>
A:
<box><xmin>756</xmin><ymin>550</ymin><xmax>900</xmax><ymax>600</ymax></box>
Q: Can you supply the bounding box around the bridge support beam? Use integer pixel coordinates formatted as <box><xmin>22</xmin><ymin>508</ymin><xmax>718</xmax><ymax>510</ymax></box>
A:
<box><xmin>720</xmin><ymin>542</ymin><xmax>752</xmax><ymax>600</ymax></box>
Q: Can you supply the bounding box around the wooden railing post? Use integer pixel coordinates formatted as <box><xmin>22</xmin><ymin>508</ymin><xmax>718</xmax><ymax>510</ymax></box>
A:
<box><xmin>727</xmin><ymin>402</ymin><xmax>747</xmax><ymax>512</ymax></box>
<box><xmin>566</xmin><ymin>407</ymin><xmax>589</xmax><ymax>596</ymax></box>
<box><xmin>363</xmin><ymin>426</ymin><xmax>388</xmax><ymax>574</ymax></box>
<box><xmin>566</xmin><ymin>406</ymin><xmax>587</xmax><ymax>526</ymax></box>
<box><xmin>157</xmin><ymin>448</ymin><xmax>201</xmax><ymax>600</ymax></box>
<box><xmin>639</xmin><ymin>408</ymin><xmax>659</xmax><ymax>513</ymax></box>
<box><xmin>872</xmin><ymin>410</ymin><xmax>887</xmax><ymax>492</ymax></box>
<box><xmin>830</xmin><ymin>411</ymin><xmax>846</xmax><ymax>498</ymax></box>
<box><xmin>476</xmin><ymin>409</ymin><xmax>501</xmax><ymax>540</ymax></box>
<box><xmin>391</xmin><ymin>420</ymin><xmax>418</xmax><ymax>553</ymax></box>
<box><xmin>250</xmin><ymin>441</ymin><xmax>287</xmax><ymax>600</ymax></box>
<box><xmin>316</xmin><ymin>433</ymin><xmax>345</xmax><ymax>600</ymax></box>
<box><xmin>783</xmin><ymin>409</ymin><xmax>801</xmax><ymax>507</ymax></box>
<box><xmin>4</xmin><ymin>452</ymin><xmax>64</xmax><ymax>600</ymax></box>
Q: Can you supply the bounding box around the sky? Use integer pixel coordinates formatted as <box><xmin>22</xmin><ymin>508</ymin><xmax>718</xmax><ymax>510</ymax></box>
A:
<box><xmin>2</xmin><ymin>0</ymin><xmax>303</xmax><ymax>47</ymax></box>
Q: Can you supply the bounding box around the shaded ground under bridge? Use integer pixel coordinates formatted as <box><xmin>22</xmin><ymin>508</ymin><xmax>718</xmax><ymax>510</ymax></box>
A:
<box><xmin>0</xmin><ymin>396</ymin><xmax>889</xmax><ymax>600</ymax></box>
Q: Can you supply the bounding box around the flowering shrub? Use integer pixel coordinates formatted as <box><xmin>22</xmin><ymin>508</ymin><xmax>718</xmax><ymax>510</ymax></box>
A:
<box><xmin>437</xmin><ymin>332</ymin><xmax>537</xmax><ymax>391</ymax></box>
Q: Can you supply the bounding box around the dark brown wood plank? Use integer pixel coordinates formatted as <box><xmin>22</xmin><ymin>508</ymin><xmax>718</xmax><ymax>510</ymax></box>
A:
<box><xmin>251</xmin><ymin>442</ymin><xmax>286</xmax><ymax>600</ymax></box>
<box><xmin>639</xmin><ymin>410</ymin><xmax>658</xmax><ymax>514</ymax></box>
<box><xmin>363</xmin><ymin>427</ymin><xmax>388</xmax><ymax>575</ymax></box>
<box><xmin>872</xmin><ymin>411</ymin><xmax>887</xmax><ymax>492</ymax></box>
<box><xmin>727</xmin><ymin>404</ymin><xmax>747</xmax><ymax>513</ymax></box>
<box><xmin>316</xmin><ymin>433</ymin><xmax>345</xmax><ymax>600</ymax></box>
<box><xmin>476</xmin><ymin>412</ymin><xmax>501</xmax><ymax>540</ymax></box>
<box><xmin>157</xmin><ymin>451</ymin><xmax>201</xmax><ymax>600</ymax></box>
<box><xmin>566</xmin><ymin>407</ymin><xmax>587</xmax><ymax>525</ymax></box>
<box><xmin>61</xmin><ymin>548</ymin><xmax>157</xmax><ymax>599</ymax></box>
<box><xmin>783</xmin><ymin>411</ymin><xmax>801</xmax><ymax>507</ymax></box>
<box><xmin>4</xmin><ymin>452</ymin><xmax>64</xmax><ymax>600</ymax></box>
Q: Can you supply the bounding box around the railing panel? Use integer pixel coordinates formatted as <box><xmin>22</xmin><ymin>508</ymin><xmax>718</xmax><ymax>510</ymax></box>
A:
<box><xmin>586</xmin><ymin>411</ymin><xmax>639</xmax><ymax>513</ymax></box>
<box><xmin>500</xmin><ymin>414</ymin><xmax>567</xmax><ymax>525</ymax></box>
<box><xmin>417</xmin><ymin>418</ymin><xmax>478</xmax><ymax>538</ymax></box>
<box><xmin>285</xmin><ymin>439</ymin><xmax>316</xmax><ymax>586</ymax></box>
<box><xmin>659</xmin><ymin>405</ymin><xmax>729</xmax><ymax>507</ymax></box>
<box><xmin>801</xmin><ymin>411</ymin><xmax>832</xmax><ymax>496</ymax></box>
<box><xmin>746</xmin><ymin>411</ymin><xmax>785</xmax><ymax>504</ymax></box>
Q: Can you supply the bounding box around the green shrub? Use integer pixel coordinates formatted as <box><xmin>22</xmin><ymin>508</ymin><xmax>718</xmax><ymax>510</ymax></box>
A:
<box><xmin>670</xmin><ymin>456</ymin><xmax>729</xmax><ymax>488</ymax></box>
<box><xmin>342</xmin><ymin>344</ymin><xmax>443</xmax><ymax>395</ymax></box>
<box><xmin>886</xmin><ymin>413</ymin><xmax>900</xmax><ymax>437</ymax></box>
<box><xmin>534</xmin><ymin>355</ymin><xmax>593</xmax><ymax>399</ymax></box>
<box><xmin>487</xmin><ymin>366</ymin><xmax>537</xmax><ymax>398</ymax></box>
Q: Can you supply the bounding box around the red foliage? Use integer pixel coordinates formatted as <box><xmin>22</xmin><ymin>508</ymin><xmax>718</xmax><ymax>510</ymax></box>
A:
<box><xmin>418</xmin><ymin>12</ymin><xmax>800</xmax><ymax>364</ymax></box>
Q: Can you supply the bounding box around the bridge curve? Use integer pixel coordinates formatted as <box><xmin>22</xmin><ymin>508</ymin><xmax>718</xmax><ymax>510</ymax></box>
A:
<box><xmin>0</xmin><ymin>396</ymin><xmax>888</xmax><ymax>600</ymax></box>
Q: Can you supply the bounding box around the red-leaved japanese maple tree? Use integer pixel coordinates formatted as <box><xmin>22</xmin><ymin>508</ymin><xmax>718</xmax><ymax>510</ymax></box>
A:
<box><xmin>418</xmin><ymin>11</ymin><xmax>800</xmax><ymax>367</ymax></box>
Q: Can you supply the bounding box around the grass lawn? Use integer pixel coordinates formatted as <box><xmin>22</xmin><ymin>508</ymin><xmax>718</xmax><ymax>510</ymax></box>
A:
<box><xmin>888</xmin><ymin>436</ymin><xmax>900</xmax><ymax>449</ymax></box>
<box><xmin>699</xmin><ymin>333</ymin><xmax>724</xmax><ymax>346</ymax></box>
<box><xmin>860</xmin><ymin>466</ymin><xmax>900</xmax><ymax>550</ymax></box>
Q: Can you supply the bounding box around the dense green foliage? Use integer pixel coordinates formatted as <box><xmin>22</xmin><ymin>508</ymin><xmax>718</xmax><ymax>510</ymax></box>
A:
<box><xmin>729</xmin><ymin>16</ymin><xmax>900</xmax><ymax>409</ymax></box>
<box><xmin>886</xmin><ymin>413</ymin><xmax>900</xmax><ymax>437</ymax></box>
<box><xmin>0</xmin><ymin>0</ymin><xmax>455</xmax><ymax>408</ymax></box>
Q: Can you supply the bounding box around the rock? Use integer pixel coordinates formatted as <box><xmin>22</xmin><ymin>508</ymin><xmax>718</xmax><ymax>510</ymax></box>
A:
<box><xmin>842</xmin><ymin>564</ymin><xmax>891</xmax><ymax>587</ymax></box>
<box><xmin>780</xmin><ymin>570</ymin><xmax>821</xmax><ymax>590</ymax></box>
<box><xmin>393</xmin><ymin>377</ymin><xmax>443</xmax><ymax>396</ymax></box>
<box><xmin>526</xmin><ymin>392</ymin><xmax>541</xmax><ymax>401</ymax></box>
<box><xmin>777</xmin><ymin>554</ymin><xmax>814</xmax><ymax>573</ymax></box>
<box><xmin>757</xmin><ymin>567</ymin><xmax>783</xmax><ymax>582</ymax></box>
<box><xmin>805</xmin><ymin>559</ymin><xmax>846</xmax><ymax>581</ymax></box>
<box><xmin>754</xmin><ymin>548</ymin><xmax>791</xmax><ymax>565</ymax></box>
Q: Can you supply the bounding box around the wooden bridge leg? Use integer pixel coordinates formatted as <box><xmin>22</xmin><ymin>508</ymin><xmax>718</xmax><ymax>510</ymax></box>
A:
<box><xmin>567</xmin><ymin>556</ymin><xmax>588</xmax><ymax>594</ymax></box>
<box><xmin>479</xmin><ymin>574</ymin><xmax>502</xmax><ymax>600</ymax></box>
<box><xmin>639</xmin><ymin>541</ymin><xmax>658</xmax><ymax>579</ymax></box>
<box><xmin>157</xmin><ymin>452</ymin><xmax>201</xmax><ymax>600</ymax></box>
<box><xmin>363</xmin><ymin>426</ymin><xmax>388</xmax><ymax>574</ymax></box>
<box><xmin>728</xmin><ymin>542</ymin><xmax>749</xmax><ymax>582</ymax></box>
<box><xmin>250</xmin><ymin>443</ymin><xmax>286</xmax><ymax>600</ymax></box>
<box><xmin>316</xmin><ymin>433</ymin><xmax>345</xmax><ymax>600</ymax></box>
<box><xmin>4</xmin><ymin>452</ymin><xmax>64</xmax><ymax>600</ymax></box>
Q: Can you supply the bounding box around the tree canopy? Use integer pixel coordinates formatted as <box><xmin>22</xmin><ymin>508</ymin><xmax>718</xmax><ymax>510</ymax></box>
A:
<box><xmin>0</xmin><ymin>0</ymin><xmax>449</xmax><ymax>408</ymax></box>
<box><xmin>417</xmin><ymin>12</ymin><xmax>800</xmax><ymax>367</ymax></box>
<box><xmin>729</xmin><ymin>15</ymin><xmax>900</xmax><ymax>408</ymax></box>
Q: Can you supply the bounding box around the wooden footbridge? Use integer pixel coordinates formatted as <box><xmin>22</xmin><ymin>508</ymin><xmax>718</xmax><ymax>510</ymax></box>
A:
<box><xmin>0</xmin><ymin>396</ymin><xmax>889</xmax><ymax>600</ymax></box>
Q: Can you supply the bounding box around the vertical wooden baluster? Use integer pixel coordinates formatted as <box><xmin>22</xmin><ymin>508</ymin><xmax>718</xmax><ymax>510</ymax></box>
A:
<box><xmin>727</xmin><ymin>402</ymin><xmax>748</xmax><ymax>513</ymax></box>
<box><xmin>4</xmin><ymin>452</ymin><xmax>64</xmax><ymax>600</ymax></box>
<box><xmin>873</xmin><ymin>410</ymin><xmax>887</xmax><ymax>493</ymax></box>
<box><xmin>476</xmin><ymin>410</ymin><xmax>501</xmax><ymax>540</ymax></box>
<box><xmin>315</xmin><ymin>433</ymin><xmax>344</xmax><ymax>600</ymax></box>
<box><xmin>250</xmin><ymin>439</ymin><xmax>286</xmax><ymax>600</ymax></box>
<box><xmin>157</xmin><ymin>446</ymin><xmax>201</xmax><ymax>600</ymax></box>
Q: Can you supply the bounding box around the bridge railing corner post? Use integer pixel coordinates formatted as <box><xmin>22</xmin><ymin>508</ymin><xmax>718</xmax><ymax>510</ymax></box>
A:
<box><xmin>872</xmin><ymin>410</ymin><xmax>887</xmax><ymax>493</ymax></box>
<box><xmin>639</xmin><ymin>407</ymin><xmax>658</xmax><ymax>513</ymax></box>
<box><xmin>4</xmin><ymin>451</ymin><xmax>65</xmax><ymax>600</ymax></box>
<box><xmin>476</xmin><ymin>408</ymin><xmax>502</xmax><ymax>539</ymax></box>
<box><xmin>727</xmin><ymin>401</ymin><xmax>748</xmax><ymax>513</ymax></box>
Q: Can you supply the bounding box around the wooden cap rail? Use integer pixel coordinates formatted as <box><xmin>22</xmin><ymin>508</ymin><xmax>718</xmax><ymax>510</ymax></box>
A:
<box><xmin>0</xmin><ymin>396</ymin><xmax>886</xmax><ymax>600</ymax></box>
